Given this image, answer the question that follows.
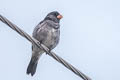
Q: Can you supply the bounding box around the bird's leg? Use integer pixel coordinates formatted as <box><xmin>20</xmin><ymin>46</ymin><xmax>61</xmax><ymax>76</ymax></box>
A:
<box><xmin>46</xmin><ymin>50</ymin><xmax>51</xmax><ymax>55</ymax></box>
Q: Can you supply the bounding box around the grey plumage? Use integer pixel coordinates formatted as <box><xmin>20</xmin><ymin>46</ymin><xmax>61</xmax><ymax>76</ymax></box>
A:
<box><xmin>27</xmin><ymin>11</ymin><xmax>62</xmax><ymax>76</ymax></box>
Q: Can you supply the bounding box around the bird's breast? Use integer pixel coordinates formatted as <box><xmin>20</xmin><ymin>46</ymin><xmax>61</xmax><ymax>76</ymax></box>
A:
<box><xmin>43</xmin><ymin>28</ymin><xmax>60</xmax><ymax>50</ymax></box>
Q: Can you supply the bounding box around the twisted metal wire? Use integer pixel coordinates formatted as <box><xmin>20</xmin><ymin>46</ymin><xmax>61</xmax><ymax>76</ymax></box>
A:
<box><xmin>0</xmin><ymin>15</ymin><xmax>91</xmax><ymax>80</ymax></box>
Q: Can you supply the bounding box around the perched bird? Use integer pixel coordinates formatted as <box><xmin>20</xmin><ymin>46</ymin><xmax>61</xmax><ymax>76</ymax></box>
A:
<box><xmin>27</xmin><ymin>11</ymin><xmax>63</xmax><ymax>76</ymax></box>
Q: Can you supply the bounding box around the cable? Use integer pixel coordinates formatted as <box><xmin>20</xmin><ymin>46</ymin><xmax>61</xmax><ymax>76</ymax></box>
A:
<box><xmin>0</xmin><ymin>15</ymin><xmax>91</xmax><ymax>80</ymax></box>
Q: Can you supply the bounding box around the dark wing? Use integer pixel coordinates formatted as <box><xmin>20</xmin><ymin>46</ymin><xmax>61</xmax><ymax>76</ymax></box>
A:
<box><xmin>32</xmin><ymin>21</ymin><xmax>49</xmax><ymax>42</ymax></box>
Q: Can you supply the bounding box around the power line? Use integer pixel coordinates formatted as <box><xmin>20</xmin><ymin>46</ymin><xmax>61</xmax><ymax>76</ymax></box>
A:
<box><xmin>0</xmin><ymin>15</ymin><xmax>91</xmax><ymax>80</ymax></box>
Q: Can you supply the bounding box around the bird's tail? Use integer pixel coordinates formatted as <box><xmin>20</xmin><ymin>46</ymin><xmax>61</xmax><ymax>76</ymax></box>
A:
<box><xmin>27</xmin><ymin>55</ymin><xmax>39</xmax><ymax>76</ymax></box>
<box><xmin>27</xmin><ymin>50</ymin><xmax>43</xmax><ymax>76</ymax></box>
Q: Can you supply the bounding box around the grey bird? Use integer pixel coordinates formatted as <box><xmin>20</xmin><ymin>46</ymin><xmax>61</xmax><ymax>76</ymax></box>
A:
<box><xmin>27</xmin><ymin>11</ymin><xmax>63</xmax><ymax>76</ymax></box>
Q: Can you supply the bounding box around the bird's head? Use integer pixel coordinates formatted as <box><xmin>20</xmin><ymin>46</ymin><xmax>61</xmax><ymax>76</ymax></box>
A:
<box><xmin>44</xmin><ymin>11</ymin><xmax>63</xmax><ymax>23</ymax></box>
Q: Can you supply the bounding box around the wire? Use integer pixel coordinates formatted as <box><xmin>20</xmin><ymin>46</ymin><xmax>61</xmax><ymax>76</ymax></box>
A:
<box><xmin>0</xmin><ymin>15</ymin><xmax>91</xmax><ymax>80</ymax></box>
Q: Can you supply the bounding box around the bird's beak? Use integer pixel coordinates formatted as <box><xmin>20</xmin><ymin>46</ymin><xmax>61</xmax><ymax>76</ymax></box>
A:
<box><xmin>57</xmin><ymin>14</ymin><xmax>63</xmax><ymax>19</ymax></box>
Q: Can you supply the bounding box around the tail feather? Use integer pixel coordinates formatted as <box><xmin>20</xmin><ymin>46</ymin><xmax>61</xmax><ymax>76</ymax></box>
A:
<box><xmin>27</xmin><ymin>48</ymin><xmax>44</xmax><ymax>76</ymax></box>
<box><xmin>27</xmin><ymin>56</ymin><xmax>38</xmax><ymax>76</ymax></box>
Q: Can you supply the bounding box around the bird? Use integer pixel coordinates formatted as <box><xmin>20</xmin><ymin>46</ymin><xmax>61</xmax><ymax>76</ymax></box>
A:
<box><xmin>27</xmin><ymin>11</ymin><xmax>63</xmax><ymax>76</ymax></box>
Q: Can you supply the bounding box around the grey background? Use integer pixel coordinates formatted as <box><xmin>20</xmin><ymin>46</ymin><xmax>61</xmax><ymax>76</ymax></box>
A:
<box><xmin>0</xmin><ymin>0</ymin><xmax>120</xmax><ymax>80</ymax></box>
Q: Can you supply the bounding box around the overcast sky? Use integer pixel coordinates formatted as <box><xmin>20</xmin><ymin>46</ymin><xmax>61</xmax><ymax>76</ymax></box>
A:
<box><xmin>0</xmin><ymin>0</ymin><xmax>120</xmax><ymax>80</ymax></box>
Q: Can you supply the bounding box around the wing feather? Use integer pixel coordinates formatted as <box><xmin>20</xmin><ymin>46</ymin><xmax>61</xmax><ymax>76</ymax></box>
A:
<box><xmin>32</xmin><ymin>21</ymin><xmax>49</xmax><ymax>42</ymax></box>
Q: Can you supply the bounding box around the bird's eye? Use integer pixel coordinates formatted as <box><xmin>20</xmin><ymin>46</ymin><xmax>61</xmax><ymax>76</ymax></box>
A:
<box><xmin>55</xmin><ymin>13</ymin><xmax>59</xmax><ymax>16</ymax></box>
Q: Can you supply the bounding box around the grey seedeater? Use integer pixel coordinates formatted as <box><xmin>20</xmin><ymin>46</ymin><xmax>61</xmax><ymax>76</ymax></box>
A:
<box><xmin>27</xmin><ymin>11</ymin><xmax>63</xmax><ymax>76</ymax></box>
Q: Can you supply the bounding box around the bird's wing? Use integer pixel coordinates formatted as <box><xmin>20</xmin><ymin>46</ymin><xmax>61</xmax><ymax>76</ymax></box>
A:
<box><xmin>32</xmin><ymin>21</ymin><xmax>49</xmax><ymax>42</ymax></box>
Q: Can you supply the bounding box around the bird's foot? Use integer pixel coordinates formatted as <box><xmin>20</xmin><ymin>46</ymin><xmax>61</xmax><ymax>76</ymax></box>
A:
<box><xmin>46</xmin><ymin>50</ymin><xmax>51</xmax><ymax>55</ymax></box>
